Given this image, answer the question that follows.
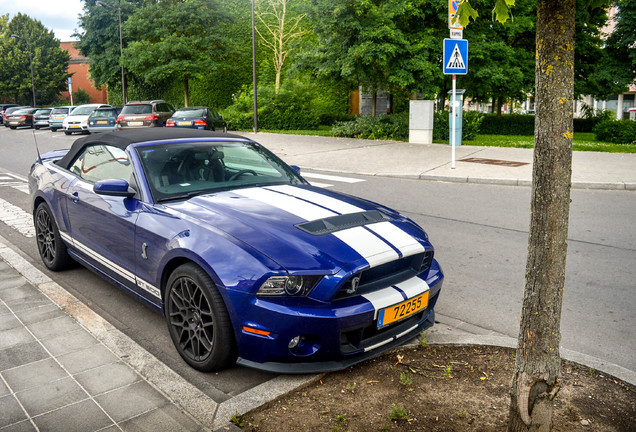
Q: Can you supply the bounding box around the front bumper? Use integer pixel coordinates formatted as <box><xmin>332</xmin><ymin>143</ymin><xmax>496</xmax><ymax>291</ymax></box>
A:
<box><xmin>231</xmin><ymin>262</ymin><xmax>443</xmax><ymax>373</ymax></box>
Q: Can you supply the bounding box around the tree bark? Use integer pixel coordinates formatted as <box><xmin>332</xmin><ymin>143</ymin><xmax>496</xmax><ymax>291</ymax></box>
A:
<box><xmin>184</xmin><ymin>77</ymin><xmax>189</xmax><ymax>107</ymax></box>
<box><xmin>371</xmin><ymin>90</ymin><xmax>377</xmax><ymax>117</ymax></box>
<box><xmin>508</xmin><ymin>0</ymin><xmax>575</xmax><ymax>430</ymax></box>
<box><xmin>497</xmin><ymin>96</ymin><xmax>504</xmax><ymax>117</ymax></box>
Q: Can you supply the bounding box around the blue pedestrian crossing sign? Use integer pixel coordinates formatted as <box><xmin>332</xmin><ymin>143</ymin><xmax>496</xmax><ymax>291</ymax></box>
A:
<box><xmin>443</xmin><ymin>38</ymin><xmax>468</xmax><ymax>75</ymax></box>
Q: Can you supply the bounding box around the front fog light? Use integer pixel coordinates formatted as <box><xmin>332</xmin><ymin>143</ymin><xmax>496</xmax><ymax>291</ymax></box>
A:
<box><xmin>288</xmin><ymin>336</ymin><xmax>301</xmax><ymax>349</ymax></box>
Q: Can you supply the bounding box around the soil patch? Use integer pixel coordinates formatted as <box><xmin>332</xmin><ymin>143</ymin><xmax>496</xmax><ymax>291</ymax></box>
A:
<box><xmin>236</xmin><ymin>344</ymin><xmax>635</xmax><ymax>431</ymax></box>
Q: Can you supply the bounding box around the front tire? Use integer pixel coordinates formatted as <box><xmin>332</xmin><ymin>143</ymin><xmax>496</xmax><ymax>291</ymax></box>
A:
<box><xmin>64</xmin><ymin>130</ymin><xmax>72</xmax><ymax>135</ymax></box>
<box><xmin>165</xmin><ymin>263</ymin><xmax>237</xmax><ymax>371</ymax></box>
<box><xmin>34</xmin><ymin>203</ymin><xmax>72</xmax><ymax>271</ymax></box>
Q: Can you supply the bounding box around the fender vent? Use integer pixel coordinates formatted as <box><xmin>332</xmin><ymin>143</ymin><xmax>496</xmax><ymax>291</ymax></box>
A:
<box><xmin>295</xmin><ymin>210</ymin><xmax>392</xmax><ymax>236</ymax></box>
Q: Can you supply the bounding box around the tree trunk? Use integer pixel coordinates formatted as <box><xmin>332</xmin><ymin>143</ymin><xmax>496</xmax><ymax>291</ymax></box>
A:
<box><xmin>184</xmin><ymin>77</ymin><xmax>190</xmax><ymax>107</ymax></box>
<box><xmin>508</xmin><ymin>0</ymin><xmax>575</xmax><ymax>430</ymax></box>
<box><xmin>497</xmin><ymin>96</ymin><xmax>504</xmax><ymax>117</ymax></box>
<box><xmin>491</xmin><ymin>97</ymin><xmax>496</xmax><ymax>114</ymax></box>
<box><xmin>371</xmin><ymin>90</ymin><xmax>377</xmax><ymax>117</ymax></box>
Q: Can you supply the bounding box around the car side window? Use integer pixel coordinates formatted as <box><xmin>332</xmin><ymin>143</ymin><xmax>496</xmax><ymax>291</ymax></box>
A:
<box><xmin>69</xmin><ymin>144</ymin><xmax>133</xmax><ymax>184</ymax></box>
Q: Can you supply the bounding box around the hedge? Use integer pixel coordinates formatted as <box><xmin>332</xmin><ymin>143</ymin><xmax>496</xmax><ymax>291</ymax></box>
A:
<box><xmin>479</xmin><ymin>114</ymin><xmax>535</xmax><ymax>135</ymax></box>
<box><xmin>593</xmin><ymin>120</ymin><xmax>636</xmax><ymax>144</ymax></box>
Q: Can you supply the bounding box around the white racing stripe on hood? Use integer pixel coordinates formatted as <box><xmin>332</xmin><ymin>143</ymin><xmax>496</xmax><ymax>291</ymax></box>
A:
<box><xmin>333</xmin><ymin>226</ymin><xmax>399</xmax><ymax>267</ymax></box>
<box><xmin>367</xmin><ymin>221</ymin><xmax>425</xmax><ymax>257</ymax></box>
<box><xmin>268</xmin><ymin>185</ymin><xmax>362</xmax><ymax>214</ymax></box>
<box><xmin>235</xmin><ymin>187</ymin><xmax>337</xmax><ymax>220</ymax></box>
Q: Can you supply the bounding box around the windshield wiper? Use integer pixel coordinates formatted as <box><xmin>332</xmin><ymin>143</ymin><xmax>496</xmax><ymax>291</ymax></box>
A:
<box><xmin>157</xmin><ymin>190</ymin><xmax>213</xmax><ymax>203</ymax></box>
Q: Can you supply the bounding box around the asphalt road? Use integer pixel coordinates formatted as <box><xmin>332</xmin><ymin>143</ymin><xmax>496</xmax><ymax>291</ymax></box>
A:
<box><xmin>1</xmin><ymin>126</ymin><xmax>634</xmax><ymax>385</ymax></box>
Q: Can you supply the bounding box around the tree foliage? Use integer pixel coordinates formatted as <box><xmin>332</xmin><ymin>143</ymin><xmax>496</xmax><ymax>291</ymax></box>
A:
<box><xmin>304</xmin><ymin>0</ymin><xmax>442</xmax><ymax>101</ymax></box>
<box><xmin>121</xmin><ymin>0</ymin><xmax>233</xmax><ymax>106</ymax></box>
<box><xmin>0</xmin><ymin>13</ymin><xmax>70</xmax><ymax>105</ymax></box>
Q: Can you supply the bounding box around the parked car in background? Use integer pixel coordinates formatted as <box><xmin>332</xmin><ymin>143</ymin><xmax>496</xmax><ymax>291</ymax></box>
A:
<box><xmin>117</xmin><ymin>100</ymin><xmax>174</xmax><ymax>129</ymax></box>
<box><xmin>166</xmin><ymin>107</ymin><xmax>227</xmax><ymax>132</ymax></box>
<box><xmin>33</xmin><ymin>108</ymin><xmax>53</xmax><ymax>130</ymax></box>
<box><xmin>3</xmin><ymin>106</ymin><xmax>30</xmax><ymax>127</ymax></box>
<box><xmin>29</xmin><ymin>128</ymin><xmax>444</xmax><ymax>373</ymax></box>
<box><xmin>6</xmin><ymin>107</ymin><xmax>38</xmax><ymax>129</ymax></box>
<box><xmin>63</xmin><ymin>104</ymin><xmax>111</xmax><ymax>135</ymax></box>
<box><xmin>87</xmin><ymin>107</ymin><xmax>122</xmax><ymax>133</ymax></box>
<box><xmin>0</xmin><ymin>104</ymin><xmax>20</xmax><ymax>124</ymax></box>
<box><xmin>49</xmin><ymin>106</ymin><xmax>75</xmax><ymax>132</ymax></box>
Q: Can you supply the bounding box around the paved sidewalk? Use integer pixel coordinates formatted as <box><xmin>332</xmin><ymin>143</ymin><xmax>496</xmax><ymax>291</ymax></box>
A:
<box><xmin>1</xmin><ymin>133</ymin><xmax>634</xmax><ymax>432</ymax></box>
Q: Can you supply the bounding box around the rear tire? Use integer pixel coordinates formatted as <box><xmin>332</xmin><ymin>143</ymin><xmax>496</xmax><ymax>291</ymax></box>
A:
<box><xmin>165</xmin><ymin>263</ymin><xmax>237</xmax><ymax>371</ymax></box>
<box><xmin>51</xmin><ymin>128</ymin><xmax>57</xmax><ymax>132</ymax></box>
<box><xmin>34</xmin><ymin>203</ymin><xmax>72</xmax><ymax>271</ymax></box>
<box><xmin>64</xmin><ymin>130</ymin><xmax>72</xmax><ymax>135</ymax></box>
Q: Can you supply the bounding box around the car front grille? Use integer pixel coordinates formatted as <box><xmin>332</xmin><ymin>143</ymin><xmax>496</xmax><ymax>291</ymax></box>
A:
<box><xmin>333</xmin><ymin>250</ymin><xmax>433</xmax><ymax>301</ymax></box>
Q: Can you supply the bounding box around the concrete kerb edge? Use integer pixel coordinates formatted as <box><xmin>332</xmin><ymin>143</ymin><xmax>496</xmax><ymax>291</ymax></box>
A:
<box><xmin>0</xmin><ymin>235</ymin><xmax>217</xmax><ymax>430</ymax></box>
<box><xmin>419</xmin><ymin>333</ymin><xmax>636</xmax><ymax>387</ymax></box>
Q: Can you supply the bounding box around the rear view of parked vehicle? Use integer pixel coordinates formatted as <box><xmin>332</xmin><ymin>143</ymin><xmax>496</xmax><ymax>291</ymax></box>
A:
<box><xmin>63</xmin><ymin>104</ymin><xmax>111</xmax><ymax>135</ymax></box>
<box><xmin>6</xmin><ymin>107</ymin><xmax>37</xmax><ymax>129</ymax></box>
<box><xmin>33</xmin><ymin>108</ymin><xmax>52</xmax><ymax>130</ymax></box>
<box><xmin>117</xmin><ymin>100</ymin><xmax>174</xmax><ymax>129</ymax></box>
<box><xmin>48</xmin><ymin>106</ymin><xmax>75</xmax><ymax>132</ymax></box>
<box><xmin>87</xmin><ymin>107</ymin><xmax>122</xmax><ymax>133</ymax></box>
<box><xmin>3</xmin><ymin>106</ymin><xmax>30</xmax><ymax>127</ymax></box>
<box><xmin>166</xmin><ymin>107</ymin><xmax>227</xmax><ymax>132</ymax></box>
<box><xmin>0</xmin><ymin>104</ymin><xmax>19</xmax><ymax>124</ymax></box>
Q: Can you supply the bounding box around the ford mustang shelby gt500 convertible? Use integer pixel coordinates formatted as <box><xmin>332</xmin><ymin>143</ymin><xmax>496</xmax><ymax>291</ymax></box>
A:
<box><xmin>29</xmin><ymin>129</ymin><xmax>443</xmax><ymax>373</ymax></box>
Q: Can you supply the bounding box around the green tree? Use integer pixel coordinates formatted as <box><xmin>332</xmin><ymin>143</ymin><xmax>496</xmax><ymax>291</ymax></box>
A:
<box><xmin>122</xmin><ymin>0</ymin><xmax>233</xmax><ymax>107</ymax></box>
<box><xmin>0</xmin><ymin>13</ymin><xmax>70</xmax><ymax>105</ymax></box>
<box><xmin>75</xmin><ymin>0</ymin><xmax>148</xmax><ymax>92</ymax></box>
<box><xmin>305</xmin><ymin>0</ymin><xmax>441</xmax><ymax>115</ymax></box>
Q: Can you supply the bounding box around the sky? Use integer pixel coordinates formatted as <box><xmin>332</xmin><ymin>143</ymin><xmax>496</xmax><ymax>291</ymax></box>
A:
<box><xmin>1</xmin><ymin>0</ymin><xmax>84</xmax><ymax>41</ymax></box>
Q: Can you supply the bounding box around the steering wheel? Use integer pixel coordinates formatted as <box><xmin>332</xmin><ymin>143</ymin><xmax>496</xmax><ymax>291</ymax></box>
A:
<box><xmin>228</xmin><ymin>169</ymin><xmax>258</xmax><ymax>181</ymax></box>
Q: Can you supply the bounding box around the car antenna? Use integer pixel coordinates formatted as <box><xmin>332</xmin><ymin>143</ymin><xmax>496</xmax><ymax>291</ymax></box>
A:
<box><xmin>32</xmin><ymin>129</ymin><xmax>43</xmax><ymax>165</ymax></box>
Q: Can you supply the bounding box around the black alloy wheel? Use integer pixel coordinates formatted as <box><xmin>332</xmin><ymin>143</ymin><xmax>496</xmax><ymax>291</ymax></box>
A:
<box><xmin>34</xmin><ymin>203</ymin><xmax>72</xmax><ymax>271</ymax></box>
<box><xmin>165</xmin><ymin>263</ymin><xmax>236</xmax><ymax>371</ymax></box>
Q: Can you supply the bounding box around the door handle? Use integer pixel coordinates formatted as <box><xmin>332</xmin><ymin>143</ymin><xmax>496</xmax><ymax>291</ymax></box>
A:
<box><xmin>71</xmin><ymin>192</ymin><xmax>79</xmax><ymax>203</ymax></box>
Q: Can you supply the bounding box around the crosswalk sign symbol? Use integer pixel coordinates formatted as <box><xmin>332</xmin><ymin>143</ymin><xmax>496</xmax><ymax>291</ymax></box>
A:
<box><xmin>443</xmin><ymin>38</ymin><xmax>468</xmax><ymax>75</ymax></box>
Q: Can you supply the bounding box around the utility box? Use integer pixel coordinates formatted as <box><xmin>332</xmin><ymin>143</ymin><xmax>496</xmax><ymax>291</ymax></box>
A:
<box><xmin>409</xmin><ymin>100</ymin><xmax>434</xmax><ymax>144</ymax></box>
<box><xmin>448</xmin><ymin>89</ymin><xmax>466</xmax><ymax>146</ymax></box>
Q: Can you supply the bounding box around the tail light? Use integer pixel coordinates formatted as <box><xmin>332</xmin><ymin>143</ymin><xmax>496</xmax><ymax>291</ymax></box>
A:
<box><xmin>194</xmin><ymin>120</ymin><xmax>207</xmax><ymax>127</ymax></box>
<box><xmin>166</xmin><ymin>120</ymin><xmax>175</xmax><ymax>127</ymax></box>
<box><xmin>116</xmin><ymin>115</ymin><xmax>124</xmax><ymax>123</ymax></box>
<box><xmin>19</xmin><ymin>115</ymin><xmax>27</xmax><ymax>119</ymax></box>
<box><xmin>145</xmin><ymin>114</ymin><xmax>159</xmax><ymax>121</ymax></box>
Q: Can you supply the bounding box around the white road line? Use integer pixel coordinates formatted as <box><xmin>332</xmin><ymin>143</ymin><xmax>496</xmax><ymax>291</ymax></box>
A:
<box><xmin>0</xmin><ymin>198</ymin><xmax>34</xmax><ymax>237</ymax></box>
<box><xmin>307</xmin><ymin>181</ymin><xmax>333</xmax><ymax>188</ymax></box>
<box><xmin>302</xmin><ymin>172</ymin><xmax>365</xmax><ymax>183</ymax></box>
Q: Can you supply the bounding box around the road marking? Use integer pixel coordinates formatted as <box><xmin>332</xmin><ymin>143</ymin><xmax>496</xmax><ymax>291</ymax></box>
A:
<box><xmin>302</xmin><ymin>172</ymin><xmax>365</xmax><ymax>183</ymax></box>
<box><xmin>0</xmin><ymin>172</ymin><xmax>30</xmax><ymax>194</ymax></box>
<box><xmin>0</xmin><ymin>197</ymin><xmax>34</xmax><ymax>237</ymax></box>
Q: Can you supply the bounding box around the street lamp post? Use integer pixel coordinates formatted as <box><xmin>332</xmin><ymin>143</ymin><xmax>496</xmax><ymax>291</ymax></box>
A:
<box><xmin>251</xmin><ymin>0</ymin><xmax>258</xmax><ymax>133</ymax></box>
<box><xmin>96</xmin><ymin>0</ymin><xmax>126</xmax><ymax>104</ymax></box>
<box><xmin>10</xmin><ymin>34</ymin><xmax>36</xmax><ymax>107</ymax></box>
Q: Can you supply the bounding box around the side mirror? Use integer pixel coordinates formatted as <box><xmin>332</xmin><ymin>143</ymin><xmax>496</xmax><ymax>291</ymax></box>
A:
<box><xmin>290</xmin><ymin>165</ymin><xmax>301</xmax><ymax>175</ymax></box>
<box><xmin>94</xmin><ymin>179</ymin><xmax>136</xmax><ymax>198</ymax></box>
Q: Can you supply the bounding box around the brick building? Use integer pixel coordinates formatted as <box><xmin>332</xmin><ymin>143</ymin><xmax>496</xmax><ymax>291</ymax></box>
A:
<box><xmin>59</xmin><ymin>41</ymin><xmax>108</xmax><ymax>104</ymax></box>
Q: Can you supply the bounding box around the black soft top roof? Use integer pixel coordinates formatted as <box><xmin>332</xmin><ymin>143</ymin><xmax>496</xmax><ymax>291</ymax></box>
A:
<box><xmin>56</xmin><ymin>128</ymin><xmax>246</xmax><ymax>169</ymax></box>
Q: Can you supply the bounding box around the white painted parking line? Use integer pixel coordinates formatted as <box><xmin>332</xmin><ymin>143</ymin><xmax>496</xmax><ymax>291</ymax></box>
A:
<box><xmin>0</xmin><ymin>198</ymin><xmax>34</xmax><ymax>237</ymax></box>
<box><xmin>307</xmin><ymin>181</ymin><xmax>333</xmax><ymax>188</ymax></box>
<box><xmin>0</xmin><ymin>172</ymin><xmax>30</xmax><ymax>194</ymax></box>
<box><xmin>302</xmin><ymin>172</ymin><xmax>365</xmax><ymax>183</ymax></box>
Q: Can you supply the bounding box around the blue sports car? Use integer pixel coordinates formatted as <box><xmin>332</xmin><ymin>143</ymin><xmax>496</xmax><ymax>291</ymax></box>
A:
<box><xmin>29</xmin><ymin>129</ymin><xmax>443</xmax><ymax>373</ymax></box>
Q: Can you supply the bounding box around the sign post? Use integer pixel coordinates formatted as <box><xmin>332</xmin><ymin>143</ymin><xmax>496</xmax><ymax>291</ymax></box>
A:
<box><xmin>67</xmin><ymin>77</ymin><xmax>73</xmax><ymax>106</ymax></box>
<box><xmin>443</xmin><ymin>38</ymin><xmax>468</xmax><ymax>169</ymax></box>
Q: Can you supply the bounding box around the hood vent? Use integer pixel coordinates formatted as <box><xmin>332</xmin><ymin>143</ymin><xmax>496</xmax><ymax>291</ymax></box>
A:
<box><xmin>295</xmin><ymin>210</ymin><xmax>392</xmax><ymax>236</ymax></box>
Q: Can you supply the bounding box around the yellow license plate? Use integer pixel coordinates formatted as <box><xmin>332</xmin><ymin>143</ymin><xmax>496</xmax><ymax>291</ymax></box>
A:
<box><xmin>377</xmin><ymin>292</ymin><xmax>429</xmax><ymax>328</ymax></box>
<box><xmin>70</xmin><ymin>125</ymin><xmax>79</xmax><ymax>128</ymax></box>
<box><xmin>178</xmin><ymin>121</ymin><xmax>192</xmax><ymax>126</ymax></box>
<box><xmin>129</xmin><ymin>121</ymin><xmax>143</xmax><ymax>126</ymax></box>
<box><xmin>56</xmin><ymin>116</ymin><xmax>64</xmax><ymax>120</ymax></box>
<box><xmin>97</xmin><ymin>120</ymin><xmax>108</xmax><ymax>124</ymax></box>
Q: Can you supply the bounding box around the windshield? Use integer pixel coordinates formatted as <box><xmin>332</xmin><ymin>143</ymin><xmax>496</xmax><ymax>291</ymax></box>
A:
<box><xmin>122</xmin><ymin>104</ymin><xmax>152</xmax><ymax>115</ymax></box>
<box><xmin>136</xmin><ymin>140</ymin><xmax>306</xmax><ymax>202</ymax></box>
<box><xmin>71</xmin><ymin>106</ymin><xmax>100</xmax><ymax>116</ymax></box>
<box><xmin>173</xmin><ymin>109</ymin><xmax>206</xmax><ymax>118</ymax></box>
<box><xmin>34</xmin><ymin>109</ymin><xmax>51</xmax><ymax>116</ymax></box>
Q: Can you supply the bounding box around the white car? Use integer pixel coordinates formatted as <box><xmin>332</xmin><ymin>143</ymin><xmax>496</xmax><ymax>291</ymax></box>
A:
<box><xmin>62</xmin><ymin>104</ymin><xmax>111</xmax><ymax>135</ymax></box>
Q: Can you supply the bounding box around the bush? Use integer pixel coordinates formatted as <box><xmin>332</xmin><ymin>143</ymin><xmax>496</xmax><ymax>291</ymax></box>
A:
<box><xmin>575</xmin><ymin>107</ymin><xmax>614</xmax><ymax>133</ymax></box>
<box><xmin>331</xmin><ymin>114</ymin><xmax>408</xmax><ymax>140</ymax></box>
<box><xmin>593</xmin><ymin>120</ymin><xmax>636</xmax><ymax>144</ymax></box>
<box><xmin>479</xmin><ymin>114</ymin><xmax>535</xmax><ymax>135</ymax></box>
<box><xmin>433</xmin><ymin>110</ymin><xmax>483</xmax><ymax>141</ymax></box>
<box><xmin>72</xmin><ymin>88</ymin><xmax>92</xmax><ymax>105</ymax></box>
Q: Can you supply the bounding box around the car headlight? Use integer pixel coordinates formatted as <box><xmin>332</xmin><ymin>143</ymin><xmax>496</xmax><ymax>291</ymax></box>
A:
<box><xmin>257</xmin><ymin>275</ymin><xmax>322</xmax><ymax>297</ymax></box>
